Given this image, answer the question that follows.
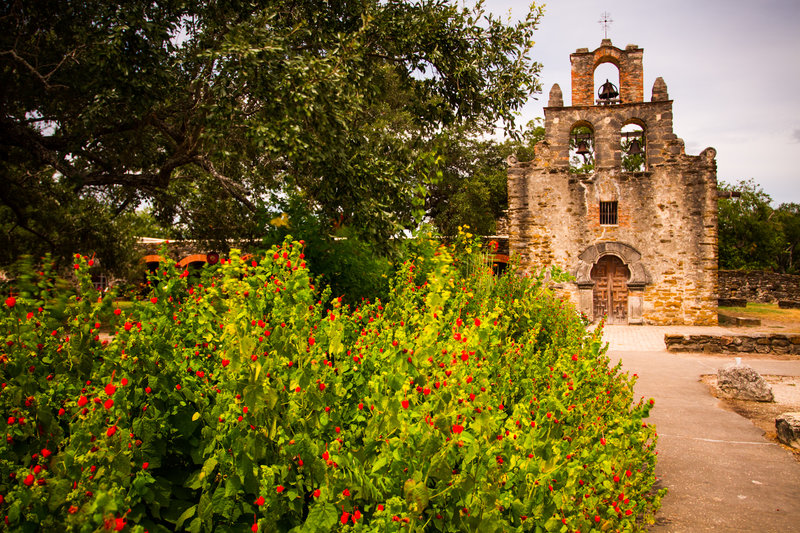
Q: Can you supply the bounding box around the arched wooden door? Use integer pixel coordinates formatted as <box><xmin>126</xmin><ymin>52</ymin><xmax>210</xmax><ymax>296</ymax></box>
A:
<box><xmin>591</xmin><ymin>255</ymin><xmax>630</xmax><ymax>324</ymax></box>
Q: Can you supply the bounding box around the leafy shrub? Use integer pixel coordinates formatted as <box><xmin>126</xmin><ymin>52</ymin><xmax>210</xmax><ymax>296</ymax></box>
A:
<box><xmin>0</xmin><ymin>234</ymin><xmax>662</xmax><ymax>532</ymax></box>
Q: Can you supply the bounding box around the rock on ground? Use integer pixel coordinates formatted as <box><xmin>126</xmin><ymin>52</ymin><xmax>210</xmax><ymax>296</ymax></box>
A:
<box><xmin>717</xmin><ymin>363</ymin><xmax>774</xmax><ymax>402</ymax></box>
<box><xmin>776</xmin><ymin>412</ymin><xmax>800</xmax><ymax>449</ymax></box>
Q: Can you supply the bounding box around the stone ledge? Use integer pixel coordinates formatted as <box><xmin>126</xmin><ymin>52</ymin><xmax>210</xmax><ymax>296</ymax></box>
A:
<box><xmin>665</xmin><ymin>334</ymin><xmax>800</xmax><ymax>355</ymax></box>
<box><xmin>719</xmin><ymin>298</ymin><xmax>747</xmax><ymax>307</ymax></box>
<box><xmin>718</xmin><ymin>314</ymin><xmax>761</xmax><ymax>327</ymax></box>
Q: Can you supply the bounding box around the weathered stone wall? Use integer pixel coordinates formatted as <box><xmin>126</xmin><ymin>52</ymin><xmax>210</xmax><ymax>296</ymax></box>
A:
<box><xmin>665</xmin><ymin>334</ymin><xmax>800</xmax><ymax>355</ymax></box>
<box><xmin>508</xmin><ymin>40</ymin><xmax>718</xmax><ymax>325</ymax></box>
<box><xmin>718</xmin><ymin>270</ymin><xmax>800</xmax><ymax>303</ymax></box>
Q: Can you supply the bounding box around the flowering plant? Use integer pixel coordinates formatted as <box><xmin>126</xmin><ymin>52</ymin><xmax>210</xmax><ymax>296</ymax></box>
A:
<box><xmin>0</xmin><ymin>233</ymin><xmax>662</xmax><ymax>531</ymax></box>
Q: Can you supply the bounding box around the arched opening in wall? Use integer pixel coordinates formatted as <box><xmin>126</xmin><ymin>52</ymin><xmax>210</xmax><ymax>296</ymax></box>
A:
<box><xmin>569</xmin><ymin>122</ymin><xmax>594</xmax><ymax>174</ymax></box>
<box><xmin>186</xmin><ymin>260</ymin><xmax>206</xmax><ymax>284</ymax></box>
<box><xmin>621</xmin><ymin>122</ymin><xmax>646</xmax><ymax>172</ymax></box>
<box><xmin>591</xmin><ymin>255</ymin><xmax>630</xmax><ymax>324</ymax></box>
<box><xmin>594</xmin><ymin>61</ymin><xmax>620</xmax><ymax>105</ymax></box>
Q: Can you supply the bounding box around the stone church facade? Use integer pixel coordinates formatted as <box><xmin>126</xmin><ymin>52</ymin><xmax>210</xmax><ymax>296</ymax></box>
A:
<box><xmin>507</xmin><ymin>39</ymin><xmax>718</xmax><ymax>325</ymax></box>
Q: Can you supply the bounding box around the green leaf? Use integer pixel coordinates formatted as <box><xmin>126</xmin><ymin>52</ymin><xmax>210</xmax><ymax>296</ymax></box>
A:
<box><xmin>302</xmin><ymin>503</ymin><xmax>338</xmax><ymax>532</ymax></box>
<box><xmin>175</xmin><ymin>505</ymin><xmax>197</xmax><ymax>529</ymax></box>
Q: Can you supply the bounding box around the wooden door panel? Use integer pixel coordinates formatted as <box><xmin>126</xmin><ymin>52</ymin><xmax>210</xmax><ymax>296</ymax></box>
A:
<box><xmin>591</xmin><ymin>256</ymin><xmax>630</xmax><ymax>324</ymax></box>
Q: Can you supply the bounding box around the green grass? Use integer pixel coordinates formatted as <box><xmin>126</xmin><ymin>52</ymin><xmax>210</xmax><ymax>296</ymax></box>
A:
<box><xmin>719</xmin><ymin>302</ymin><xmax>800</xmax><ymax>328</ymax></box>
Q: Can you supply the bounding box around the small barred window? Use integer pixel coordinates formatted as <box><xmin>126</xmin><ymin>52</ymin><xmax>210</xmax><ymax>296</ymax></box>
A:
<box><xmin>600</xmin><ymin>201</ymin><xmax>618</xmax><ymax>225</ymax></box>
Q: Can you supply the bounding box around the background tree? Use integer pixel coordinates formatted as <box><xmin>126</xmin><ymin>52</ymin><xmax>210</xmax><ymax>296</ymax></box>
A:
<box><xmin>718</xmin><ymin>179</ymin><xmax>785</xmax><ymax>270</ymax></box>
<box><xmin>775</xmin><ymin>203</ymin><xmax>800</xmax><ymax>274</ymax></box>
<box><xmin>426</xmin><ymin>120</ymin><xmax>545</xmax><ymax>237</ymax></box>
<box><xmin>1</xmin><ymin>0</ymin><xmax>543</xmax><ymax>276</ymax></box>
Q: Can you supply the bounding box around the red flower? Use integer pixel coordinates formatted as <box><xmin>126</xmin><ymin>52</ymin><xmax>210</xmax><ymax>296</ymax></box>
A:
<box><xmin>452</xmin><ymin>424</ymin><xmax>464</xmax><ymax>434</ymax></box>
<box><xmin>352</xmin><ymin>509</ymin><xmax>362</xmax><ymax>522</ymax></box>
<box><xmin>377</xmin><ymin>504</ymin><xmax>384</xmax><ymax>512</ymax></box>
<box><xmin>142</xmin><ymin>462</ymin><xmax>149</xmax><ymax>469</ymax></box>
<box><xmin>255</xmin><ymin>496</ymin><xmax>265</xmax><ymax>506</ymax></box>
<box><xmin>150</xmin><ymin>297</ymin><xmax>158</xmax><ymax>304</ymax></box>
<box><xmin>401</xmin><ymin>400</ymin><xmax>409</xmax><ymax>409</ymax></box>
<box><xmin>276</xmin><ymin>485</ymin><xmax>284</xmax><ymax>493</ymax></box>
<box><xmin>221</xmin><ymin>359</ymin><xmax>230</xmax><ymax>367</ymax></box>
<box><xmin>105</xmin><ymin>383</ymin><xmax>116</xmax><ymax>396</ymax></box>
<box><xmin>106</xmin><ymin>425</ymin><xmax>117</xmax><ymax>437</ymax></box>
<box><xmin>77</xmin><ymin>396</ymin><xmax>88</xmax><ymax>407</ymax></box>
<box><xmin>23</xmin><ymin>474</ymin><xmax>34</xmax><ymax>486</ymax></box>
<box><xmin>103</xmin><ymin>399</ymin><xmax>114</xmax><ymax>410</ymax></box>
<box><xmin>340</xmin><ymin>511</ymin><xmax>350</xmax><ymax>525</ymax></box>
<box><xmin>313</xmin><ymin>489</ymin><xmax>321</xmax><ymax>498</ymax></box>
<box><xmin>5</xmin><ymin>296</ymin><xmax>15</xmax><ymax>308</ymax></box>
<box><xmin>308</xmin><ymin>337</ymin><xmax>315</xmax><ymax>346</ymax></box>
<box><xmin>41</xmin><ymin>448</ymin><xmax>51</xmax><ymax>458</ymax></box>
<box><xmin>252</xmin><ymin>523</ymin><xmax>258</xmax><ymax>532</ymax></box>
<box><xmin>113</xmin><ymin>308</ymin><xmax>122</xmax><ymax>316</ymax></box>
<box><xmin>342</xmin><ymin>489</ymin><xmax>350</xmax><ymax>496</ymax></box>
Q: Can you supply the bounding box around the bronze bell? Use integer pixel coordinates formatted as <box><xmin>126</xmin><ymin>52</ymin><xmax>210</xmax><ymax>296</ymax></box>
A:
<box><xmin>576</xmin><ymin>140</ymin><xmax>591</xmax><ymax>156</ymax></box>
<box><xmin>627</xmin><ymin>138</ymin><xmax>643</xmax><ymax>155</ymax></box>
<box><xmin>598</xmin><ymin>79</ymin><xmax>619</xmax><ymax>100</ymax></box>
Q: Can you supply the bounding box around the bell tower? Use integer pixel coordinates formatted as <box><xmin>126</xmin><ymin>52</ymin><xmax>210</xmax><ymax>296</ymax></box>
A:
<box><xmin>570</xmin><ymin>39</ymin><xmax>644</xmax><ymax>106</ymax></box>
<box><xmin>506</xmin><ymin>39</ymin><xmax>719</xmax><ymax>326</ymax></box>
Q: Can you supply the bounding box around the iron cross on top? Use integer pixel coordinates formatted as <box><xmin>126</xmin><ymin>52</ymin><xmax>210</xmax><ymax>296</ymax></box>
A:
<box><xmin>598</xmin><ymin>12</ymin><xmax>613</xmax><ymax>39</ymax></box>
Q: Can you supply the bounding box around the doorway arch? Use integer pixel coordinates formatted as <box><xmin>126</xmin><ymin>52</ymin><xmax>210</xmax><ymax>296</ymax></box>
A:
<box><xmin>591</xmin><ymin>255</ymin><xmax>630</xmax><ymax>323</ymax></box>
<box><xmin>574</xmin><ymin>242</ymin><xmax>651</xmax><ymax>324</ymax></box>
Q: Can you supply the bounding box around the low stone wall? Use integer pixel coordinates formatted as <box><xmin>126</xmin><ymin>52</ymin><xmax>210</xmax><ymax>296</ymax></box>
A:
<box><xmin>718</xmin><ymin>270</ymin><xmax>800</xmax><ymax>303</ymax></box>
<box><xmin>665</xmin><ymin>334</ymin><xmax>800</xmax><ymax>355</ymax></box>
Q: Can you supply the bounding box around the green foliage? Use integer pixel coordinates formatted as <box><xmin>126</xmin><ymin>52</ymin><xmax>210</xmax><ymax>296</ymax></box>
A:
<box><xmin>718</xmin><ymin>180</ymin><xmax>785</xmax><ymax>271</ymax></box>
<box><xmin>0</xmin><ymin>233</ymin><xmax>662</xmax><ymax>531</ymax></box>
<box><xmin>260</xmin><ymin>199</ymin><xmax>392</xmax><ymax>304</ymax></box>
<box><xmin>775</xmin><ymin>203</ymin><xmax>800</xmax><ymax>274</ymax></box>
<box><xmin>426</xmin><ymin>121</ymin><xmax>545</xmax><ymax>237</ymax></box>
<box><xmin>1</xmin><ymin>0</ymin><xmax>543</xmax><ymax>272</ymax></box>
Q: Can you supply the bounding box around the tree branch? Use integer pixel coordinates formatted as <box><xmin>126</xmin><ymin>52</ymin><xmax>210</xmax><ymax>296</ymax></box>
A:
<box><xmin>193</xmin><ymin>156</ymin><xmax>257</xmax><ymax>212</ymax></box>
<box><xmin>0</xmin><ymin>49</ymin><xmax>70</xmax><ymax>90</ymax></box>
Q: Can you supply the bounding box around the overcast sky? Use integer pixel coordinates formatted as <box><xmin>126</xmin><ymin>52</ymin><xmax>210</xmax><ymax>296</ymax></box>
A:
<box><xmin>487</xmin><ymin>0</ymin><xmax>800</xmax><ymax>204</ymax></box>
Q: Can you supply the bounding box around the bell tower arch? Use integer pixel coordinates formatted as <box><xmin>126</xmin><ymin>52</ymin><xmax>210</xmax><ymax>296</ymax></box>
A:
<box><xmin>570</xmin><ymin>39</ymin><xmax>643</xmax><ymax>106</ymax></box>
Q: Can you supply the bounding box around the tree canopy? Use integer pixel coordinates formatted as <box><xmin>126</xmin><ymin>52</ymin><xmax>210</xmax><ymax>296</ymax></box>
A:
<box><xmin>718</xmin><ymin>179</ymin><xmax>800</xmax><ymax>273</ymax></box>
<box><xmin>1</xmin><ymin>0</ymin><xmax>543</xmax><ymax>274</ymax></box>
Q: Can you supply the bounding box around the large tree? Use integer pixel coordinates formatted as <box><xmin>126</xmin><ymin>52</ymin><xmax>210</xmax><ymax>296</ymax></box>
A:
<box><xmin>425</xmin><ymin>120</ymin><xmax>544</xmax><ymax>237</ymax></box>
<box><xmin>0</xmin><ymin>0</ymin><xmax>542</xmax><ymax>273</ymax></box>
<box><xmin>718</xmin><ymin>179</ymin><xmax>785</xmax><ymax>271</ymax></box>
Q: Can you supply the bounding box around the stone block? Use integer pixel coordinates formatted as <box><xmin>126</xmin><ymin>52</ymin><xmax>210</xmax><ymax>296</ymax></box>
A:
<box><xmin>776</xmin><ymin>413</ymin><xmax>800</xmax><ymax>449</ymax></box>
<box><xmin>778</xmin><ymin>300</ymin><xmax>800</xmax><ymax>309</ymax></box>
<box><xmin>717</xmin><ymin>363</ymin><xmax>774</xmax><ymax>402</ymax></box>
<box><xmin>718</xmin><ymin>298</ymin><xmax>747</xmax><ymax>307</ymax></box>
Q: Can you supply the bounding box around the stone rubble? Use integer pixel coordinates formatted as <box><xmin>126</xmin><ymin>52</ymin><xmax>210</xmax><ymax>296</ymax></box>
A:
<box><xmin>775</xmin><ymin>412</ymin><xmax>800</xmax><ymax>449</ymax></box>
<box><xmin>716</xmin><ymin>362</ymin><xmax>774</xmax><ymax>402</ymax></box>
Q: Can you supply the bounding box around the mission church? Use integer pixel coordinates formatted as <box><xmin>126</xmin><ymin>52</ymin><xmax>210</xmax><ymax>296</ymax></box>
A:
<box><xmin>506</xmin><ymin>39</ymin><xmax>719</xmax><ymax>325</ymax></box>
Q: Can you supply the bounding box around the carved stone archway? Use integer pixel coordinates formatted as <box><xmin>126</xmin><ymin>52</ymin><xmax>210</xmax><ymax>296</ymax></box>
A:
<box><xmin>574</xmin><ymin>242</ymin><xmax>651</xmax><ymax>324</ymax></box>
